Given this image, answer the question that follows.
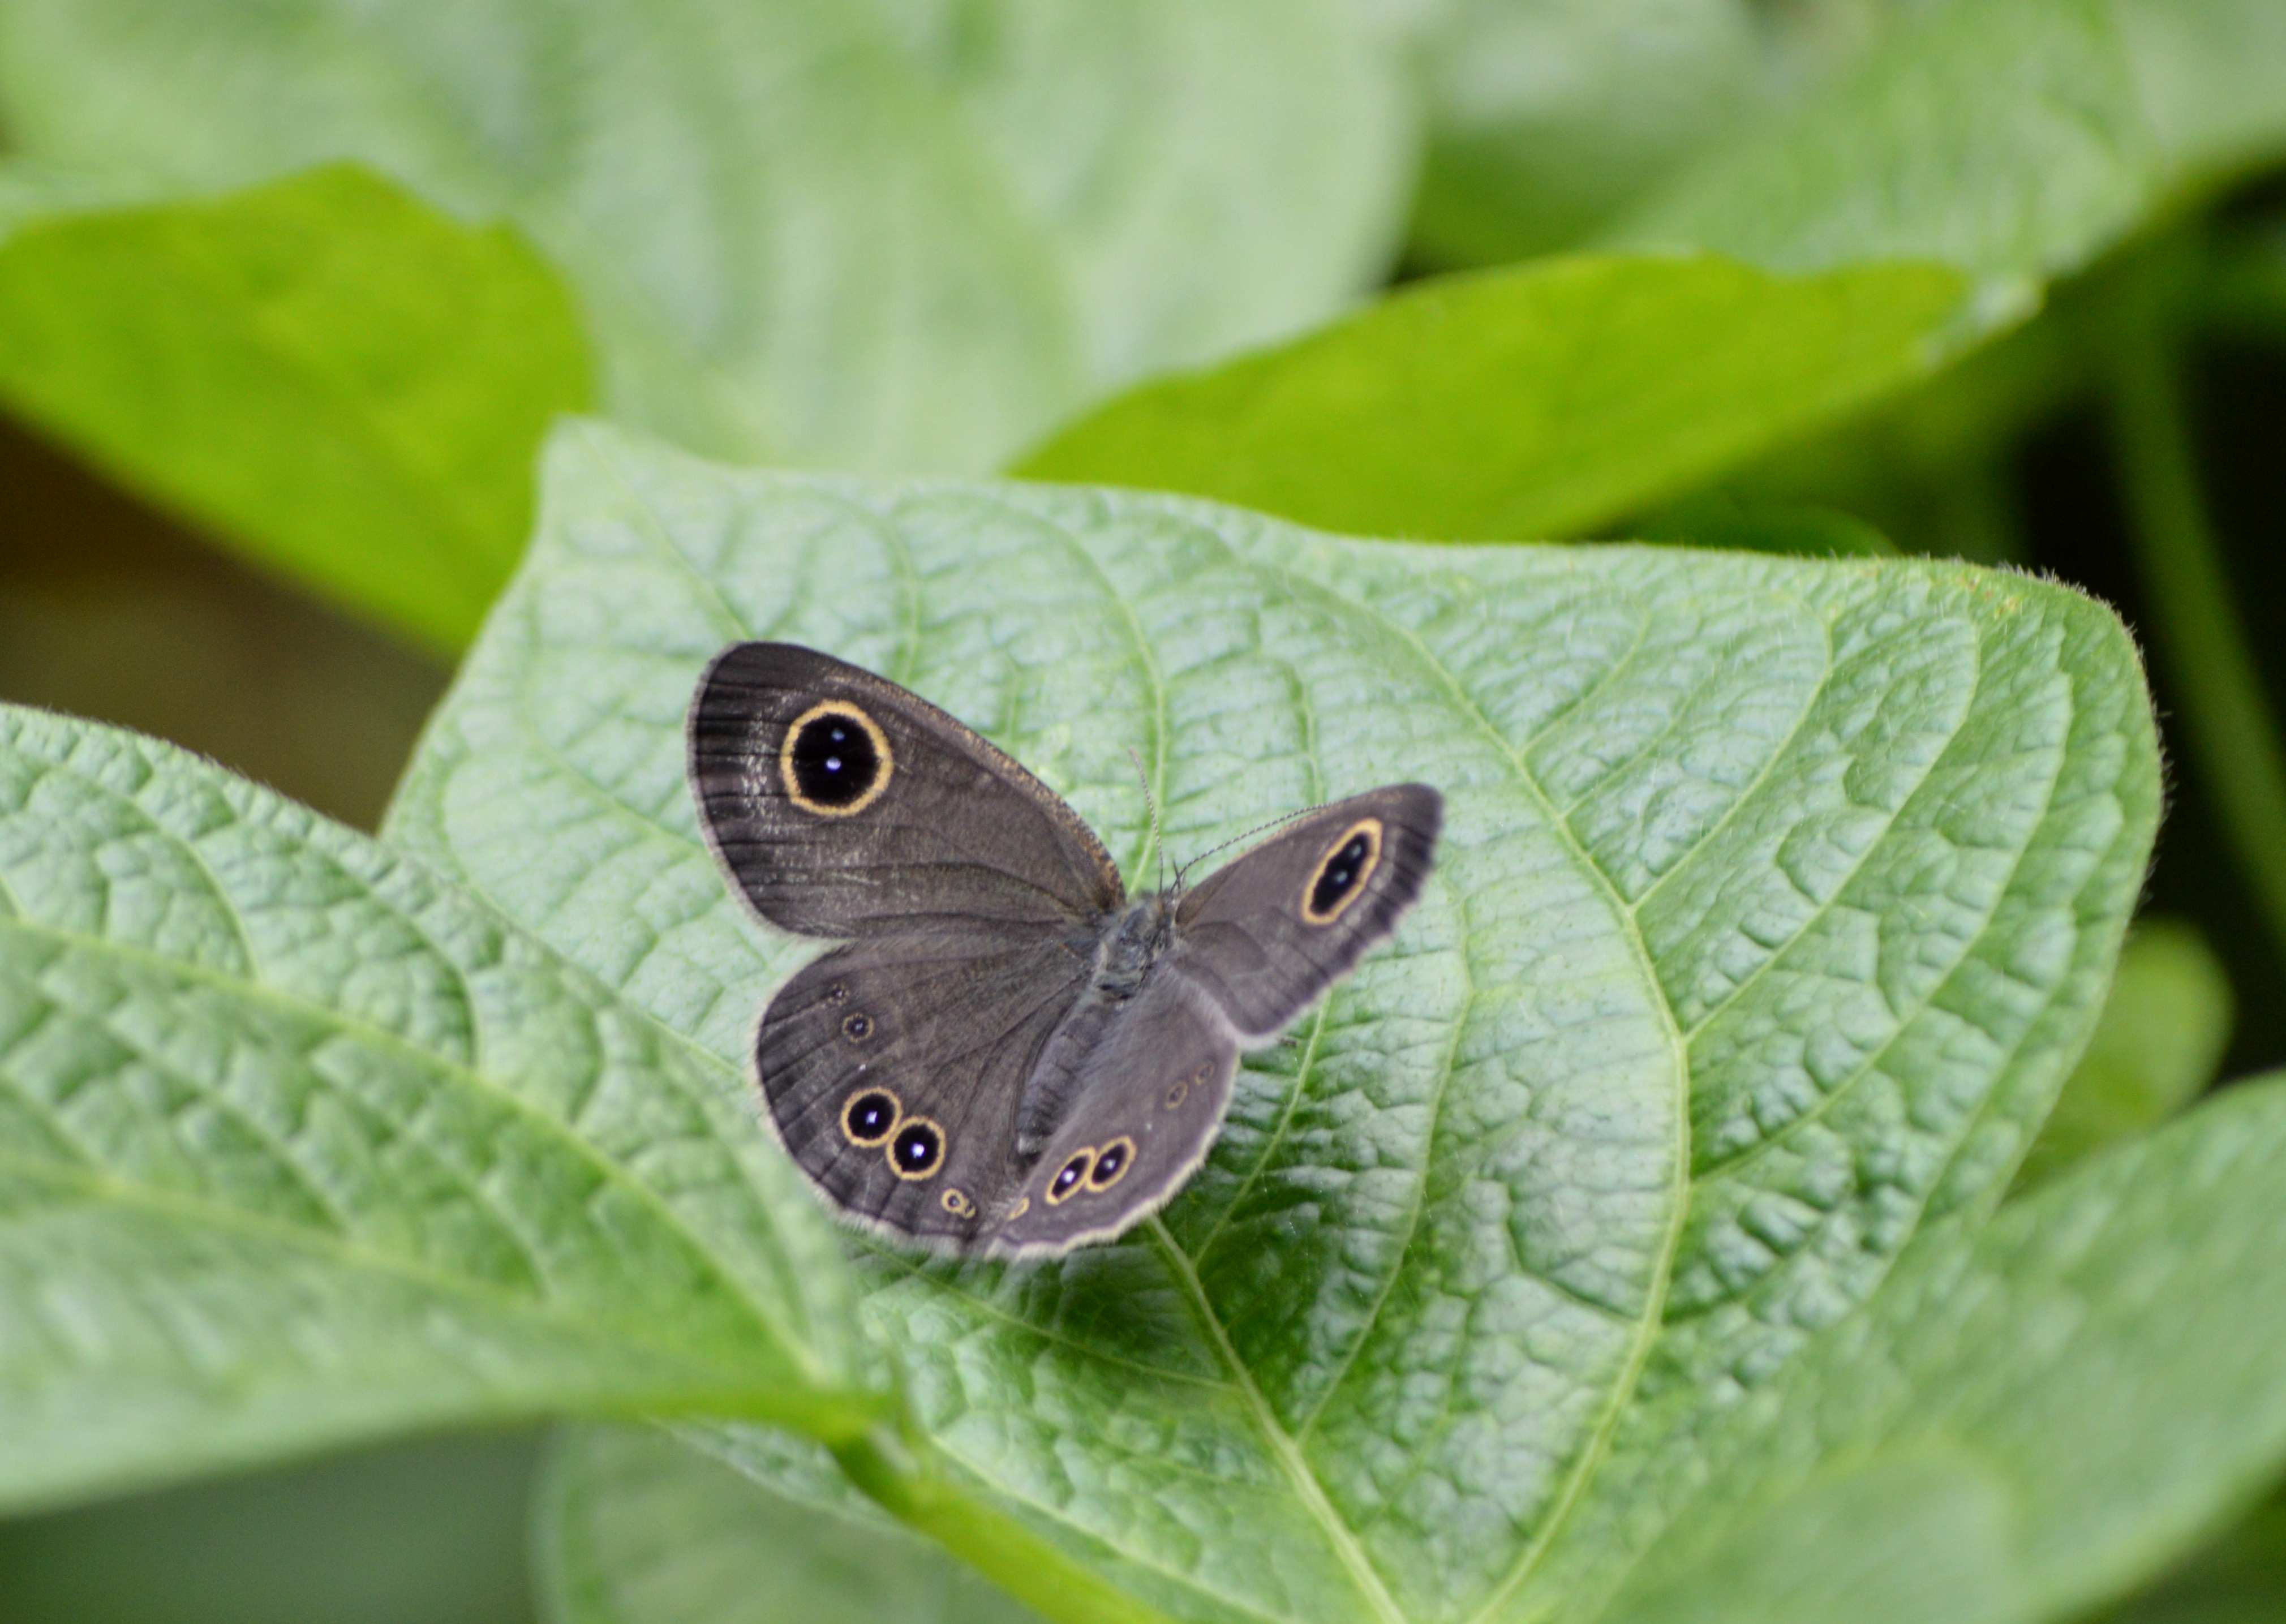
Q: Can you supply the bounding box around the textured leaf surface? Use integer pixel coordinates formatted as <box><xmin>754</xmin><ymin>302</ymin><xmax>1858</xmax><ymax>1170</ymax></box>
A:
<box><xmin>1618</xmin><ymin>0</ymin><xmax>2286</xmax><ymax>287</ymax></box>
<box><xmin>0</xmin><ymin>0</ymin><xmax>1406</xmax><ymax>475</ymax></box>
<box><xmin>1015</xmin><ymin>255</ymin><xmax>1967</xmax><ymax>541</ymax></box>
<box><xmin>2017</xmin><ymin>918</ymin><xmax>2232</xmax><ymax>1189</ymax></box>
<box><xmin>1601</xmin><ymin>1075</ymin><xmax>2286</xmax><ymax>1624</ymax></box>
<box><xmin>0</xmin><ymin>164</ymin><xmax>589</xmax><ymax>652</ymax></box>
<box><xmin>539</xmin><ymin>1424</ymin><xmax>1041</xmax><ymax>1624</ymax></box>
<box><xmin>395</xmin><ymin>423</ymin><xmax>2156</xmax><ymax>1624</ymax></box>
<box><xmin>0</xmin><ymin>705</ymin><xmax>874</xmax><ymax>1513</ymax></box>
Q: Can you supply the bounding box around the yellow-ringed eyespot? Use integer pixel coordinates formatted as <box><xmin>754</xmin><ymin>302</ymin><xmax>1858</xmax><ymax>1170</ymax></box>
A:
<box><xmin>841</xmin><ymin>1088</ymin><xmax>901</xmax><ymax>1147</ymax></box>
<box><xmin>1045</xmin><ymin>1148</ymin><xmax>1095</xmax><ymax>1205</ymax></box>
<box><xmin>779</xmin><ymin>699</ymin><xmax>893</xmax><ymax>817</ymax></box>
<box><xmin>841</xmin><ymin>1011</ymin><xmax>874</xmax><ymax>1042</ymax></box>
<box><xmin>1006</xmin><ymin>1196</ymin><xmax>1030</xmax><ymax>1220</ymax></box>
<box><xmin>888</xmin><ymin>1116</ymin><xmax>946</xmax><ymax>1180</ymax></box>
<box><xmin>1086</xmin><ymin>1136</ymin><xmax>1137</xmax><ymax>1191</ymax></box>
<box><xmin>940</xmin><ymin>1187</ymin><xmax>977</xmax><ymax>1218</ymax></box>
<box><xmin>1301</xmin><ymin>817</ymin><xmax>1383</xmax><ymax>925</ymax></box>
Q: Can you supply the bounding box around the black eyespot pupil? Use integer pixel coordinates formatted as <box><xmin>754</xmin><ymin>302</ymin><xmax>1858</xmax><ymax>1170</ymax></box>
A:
<box><xmin>893</xmin><ymin>1124</ymin><xmax>940</xmax><ymax>1170</ymax></box>
<box><xmin>1053</xmin><ymin>1159</ymin><xmax>1085</xmax><ymax>1193</ymax></box>
<box><xmin>1311</xmin><ymin>834</ymin><xmax>1374</xmax><ymax>914</ymax></box>
<box><xmin>1093</xmin><ymin>1145</ymin><xmax>1125</xmax><ymax>1182</ymax></box>
<box><xmin>846</xmin><ymin>1092</ymin><xmax>895</xmax><ymax>1139</ymax></box>
<box><xmin>790</xmin><ymin>712</ymin><xmax>879</xmax><ymax>806</ymax></box>
<box><xmin>843</xmin><ymin>1012</ymin><xmax>871</xmax><ymax>1041</ymax></box>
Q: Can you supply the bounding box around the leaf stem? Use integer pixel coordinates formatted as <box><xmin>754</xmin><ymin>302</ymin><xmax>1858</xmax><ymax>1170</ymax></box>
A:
<box><xmin>2103</xmin><ymin>267</ymin><xmax>2286</xmax><ymax>960</ymax></box>
<box><xmin>832</xmin><ymin>1427</ymin><xmax>1175</xmax><ymax>1624</ymax></box>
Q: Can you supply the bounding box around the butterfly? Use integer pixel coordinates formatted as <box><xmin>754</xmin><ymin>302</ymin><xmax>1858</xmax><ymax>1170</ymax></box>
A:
<box><xmin>688</xmin><ymin>642</ymin><xmax>1441</xmax><ymax>1257</ymax></box>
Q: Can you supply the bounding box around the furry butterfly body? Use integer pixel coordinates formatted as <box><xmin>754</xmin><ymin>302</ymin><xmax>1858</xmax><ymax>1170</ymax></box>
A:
<box><xmin>689</xmin><ymin>643</ymin><xmax>1440</xmax><ymax>1257</ymax></box>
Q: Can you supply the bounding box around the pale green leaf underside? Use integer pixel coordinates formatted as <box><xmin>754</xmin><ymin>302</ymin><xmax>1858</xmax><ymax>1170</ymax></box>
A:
<box><xmin>1617</xmin><ymin>0</ymin><xmax>2286</xmax><ymax>289</ymax></box>
<box><xmin>0</xmin><ymin>164</ymin><xmax>590</xmax><ymax>652</ymax></box>
<box><xmin>0</xmin><ymin>706</ymin><xmax>874</xmax><ymax>1514</ymax></box>
<box><xmin>392</xmin><ymin>423</ymin><xmax>2156</xmax><ymax>1624</ymax></box>
<box><xmin>0</xmin><ymin>0</ymin><xmax>1407</xmax><ymax>475</ymax></box>
<box><xmin>1604</xmin><ymin>1075</ymin><xmax>2286</xmax><ymax>1624</ymax></box>
<box><xmin>539</xmin><ymin>1423</ymin><xmax>1042</xmax><ymax>1624</ymax></box>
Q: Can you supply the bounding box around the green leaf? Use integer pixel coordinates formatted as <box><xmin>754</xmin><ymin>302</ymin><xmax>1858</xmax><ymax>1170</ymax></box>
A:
<box><xmin>538</xmin><ymin>1424</ymin><xmax>1042</xmax><ymax>1624</ymax></box>
<box><xmin>2097</xmin><ymin>1490</ymin><xmax>2286</xmax><ymax>1624</ymax></box>
<box><xmin>1616</xmin><ymin>0</ymin><xmax>2286</xmax><ymax>289</ymax></box>
<box><xmin>0</xmin><ymin>163</ymin><xmax>590</xmax><ymax>653</ymax></box>
<box><xmin>1015</xmin><ymin>254</ymin><xmax>1967</xmax><ymax>540</ymax></box>
<box><xmin>0</xmin><ymin>704</ymin><xmax>876</xmax><ymax>1514</ymax></box>
<box><xmin>0</xmin><ymin>0</ymin><xmax>1408</xmax><ymax>475</ymax></box>
<box><xmin>1600</xmin><ymin>1075</ymin><xmax>2286</xmax><ymax>1624</ymax></box>
<box><xmin>1402</xmin><ymin>0</ymin><xmax>1884</xmax><ymax>268</ymax></box>
<box><xmin>390</xmin><ymin>421</ymin><xmax>2158</xmax><ymax>1624</ymax></box>
<box><xmin>2015</xmin><ymin>918</ymin><xmax>2232</xmax><ymax>1190</ymax></box>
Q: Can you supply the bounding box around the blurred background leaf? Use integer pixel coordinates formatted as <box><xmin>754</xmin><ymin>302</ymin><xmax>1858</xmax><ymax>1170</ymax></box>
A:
<box><xmin>0</xmin><ymin>164</ymin><xmax>590</xmax><ymax>653</ymax></box>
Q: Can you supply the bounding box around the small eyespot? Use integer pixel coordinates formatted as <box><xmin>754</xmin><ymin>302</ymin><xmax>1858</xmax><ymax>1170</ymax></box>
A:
<box><xmin>1088</xmin><ymin>1136</ymin><xmax>1136</xmax><ymax>1191</ymax></box>
<box><xmin>1165</xmin><ymin>1077</ymin><xmax>1188</xmax><ymax>1109</ymax></box>
<box><xmin>889</xmin><ymin>1117</ymin><xmax>945</xmax><ymax>1180</ymax></box>
<box><xmin>1045</xmin><ymin>1149</ymin><xmax>1095</xmax><ymax>1205</ymax></box>
<box><xmin>940</xmin><ymin>1187</ymin><xmax>976</xmax><ymax>1218</ymax></box>
<box><xmin>841</xmin><ymin>1088</ymin><xmax>900</xmax><ymax>1146</ymax></box>
<box><xmin>1007</xmin><ymin>1196</ymin><xmax>1030</xmax><ymax>1220</ymax></box>
<box><xmin>841</xmin><ymin>1011</ymin><xmax>874</xmax><ymax>1042</ymax></box>
<box><xmin>824</xmin><ymin>983</ymin><xmax>850</xmax><ymax>1004</ymax></box>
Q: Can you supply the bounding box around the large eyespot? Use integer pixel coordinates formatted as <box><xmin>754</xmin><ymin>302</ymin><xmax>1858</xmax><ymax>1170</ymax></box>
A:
<box><xmin>1045</xmin><ymin>1148</ymin><xmax>1095</xmax><ymax>1205</ymax></box>
<box><xmin>1087</xmin><ymin>1136</ymin><xmax>1136</xmax><ymax>1191</ymax></box>
<box><xmin>841</xmin><ymin>1088</ymin><xmax>901</xmax><ymax>1146</ymax></box>
<box><xmin>780</xmin><ymin>699</ymin><xmax>893</xmax><ymax>817</ymax></box>
<box><xmin>841</xmin><ymin>1011</ymin><xmax>874</xmax><ymax>1042</ymax></box>
<box><xmin>1302</xmin><ymin>817</ymin><xmax>1383</xmax><ymax>925</ymax></box>
<box><xmin>889</xmin><ymin>1117</ymin><xmax>946</xmax><ymax>1180</ymax></box>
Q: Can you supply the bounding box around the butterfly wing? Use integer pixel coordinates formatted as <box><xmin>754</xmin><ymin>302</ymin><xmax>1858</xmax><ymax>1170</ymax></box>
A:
<box><xmin>986</xmin><ymin>970</ymin><xmax>1239</xmax><ymax>1257</ymax></box>
<box><xmin>1171</xmin><ymin>784</ymin><xmax>1441</xmax><ymax>1038</ymax></box>
<box><xmin>757</xmin><ymin>927</ymin><xmax>1092</xmax><ymax>1247</ymax></box>
<box><xmin>690</xmin><ymin>642</ymin><xmax>1125</xmax><ymax>937</ymax></box>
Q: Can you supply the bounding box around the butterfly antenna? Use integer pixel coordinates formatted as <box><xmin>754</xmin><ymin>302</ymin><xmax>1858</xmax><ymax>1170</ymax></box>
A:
<box><xmin>1171</xmin><ymin>800</ymin><xmax>1330</xmax><ymax>889</ymax></box>
<box><xmin>1127</xmin><ymin>746</ymin><xmax>1166</xmax><ymax>893</ymax></box>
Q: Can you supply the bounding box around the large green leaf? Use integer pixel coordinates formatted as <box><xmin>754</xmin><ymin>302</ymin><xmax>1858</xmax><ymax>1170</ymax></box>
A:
<box><xmin>393</xmin><ymin>422</ymin><xmax>2158</xmax><ymax>1624</ymax></box>
<box><xmin>0</xmin><ymin>704</ymin><xmax>875</xmax><ymax>1513</ymax></box>
<box><xmin>1014</xmin><ymin>254</ymin><xmax>1968</xmax><ymax>540</ymax></box>
<box><xmin>0</xmin><ymin>163</ymin><xmax>590</xmax><ymax>652</ymax></box>
<box><xmin>0</xmin><ymin>0</ymin><xmax>1407</xmax><ymax>475</ymax></box>
<box><xmin>1617</xmin><ymin>0</ymin><xmax>2286</xmax><ymax>287</ymax></box>
<box><xmin>1600</xmin><ymin>1075</ymin><xmax>2286</xmax><ymax>1624</ymax></box>
<box><xmin>539</xmin><ymin>1424</ymin><xmax>1042</xmax><ymax>1624</ymax></box>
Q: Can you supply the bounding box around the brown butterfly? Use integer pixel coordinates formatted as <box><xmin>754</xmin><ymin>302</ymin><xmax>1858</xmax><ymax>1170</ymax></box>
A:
<box><xmin>689</xmin><ymin>643</ymin><xmax>1440</xmax><ymax>1257</ymax></box>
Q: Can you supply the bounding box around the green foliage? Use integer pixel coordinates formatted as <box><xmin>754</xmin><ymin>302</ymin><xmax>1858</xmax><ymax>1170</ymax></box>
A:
<box><xmin>0</xmin><ymin>0</ymin><xmax>1406</xmax><ymax>476</ymax></box>
<box><xmin>1017</xmin><ymin>255</ymin><xmax>1965</xmax><ymax>540</ymax></box>
<box><xmin>0</xmin><ymin>699</ymin><xmax>877</xmax><ymax>1513</ymax></box>
<box><xmin>2017</xmin><ymin>920</ymin><xmax>2233</xmax><ymax>1189</ymax></box>
<box><xmin>2</xmin><ymin>5</ymin><xmax>2286</xmax><ymax>1624</ymax></box>
<box><xmin>0</xmin><ymin>165</ymin><xmax>588</xmax><ymax>652</ymax></box>
<box><xmin>377</xmin><ymin>423</ymin><xmax>2166</xmax><ymax>1623</ymax></box>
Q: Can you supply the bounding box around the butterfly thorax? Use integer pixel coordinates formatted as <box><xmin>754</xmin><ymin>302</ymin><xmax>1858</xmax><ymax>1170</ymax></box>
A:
<box><xmin>1090</xmin><ymin>892</ymin><xmax>1177</xmax><ymax>1000</ymax></box>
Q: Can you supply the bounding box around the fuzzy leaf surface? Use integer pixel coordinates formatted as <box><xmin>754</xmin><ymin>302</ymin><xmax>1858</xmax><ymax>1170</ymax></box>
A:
<box><xmin>0</xmin><ymin>705</ymin><xmax>874</xmax><ymax>1513</ymax></box>
<box><xmin>393</xmin><ymin>423</ymin><xmax>2156</xmax><ymax>1624</ymax></box>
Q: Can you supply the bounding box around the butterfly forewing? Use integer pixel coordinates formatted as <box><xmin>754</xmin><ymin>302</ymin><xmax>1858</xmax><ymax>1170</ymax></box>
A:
<box><xmin>690</xmin><ymin>642</ymin><xmax>1124</xmax><ymax>937</ymax></box>
<box><xmin>1172</xmin><ymin>785</ymin><xmax>1442</xmax><ymax>1038</ymax></box>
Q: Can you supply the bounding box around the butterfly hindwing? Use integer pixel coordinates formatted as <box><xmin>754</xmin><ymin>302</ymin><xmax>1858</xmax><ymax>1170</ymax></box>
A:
<box><xmin>757</xmin><ymin>927</ymin><xmax>1090</xmax><ymax>1247</ymax></box>
<box><xmin>690</xmin><ymin>642</ymin><xmax>1125</xmax><ymax>938</ymax></box>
